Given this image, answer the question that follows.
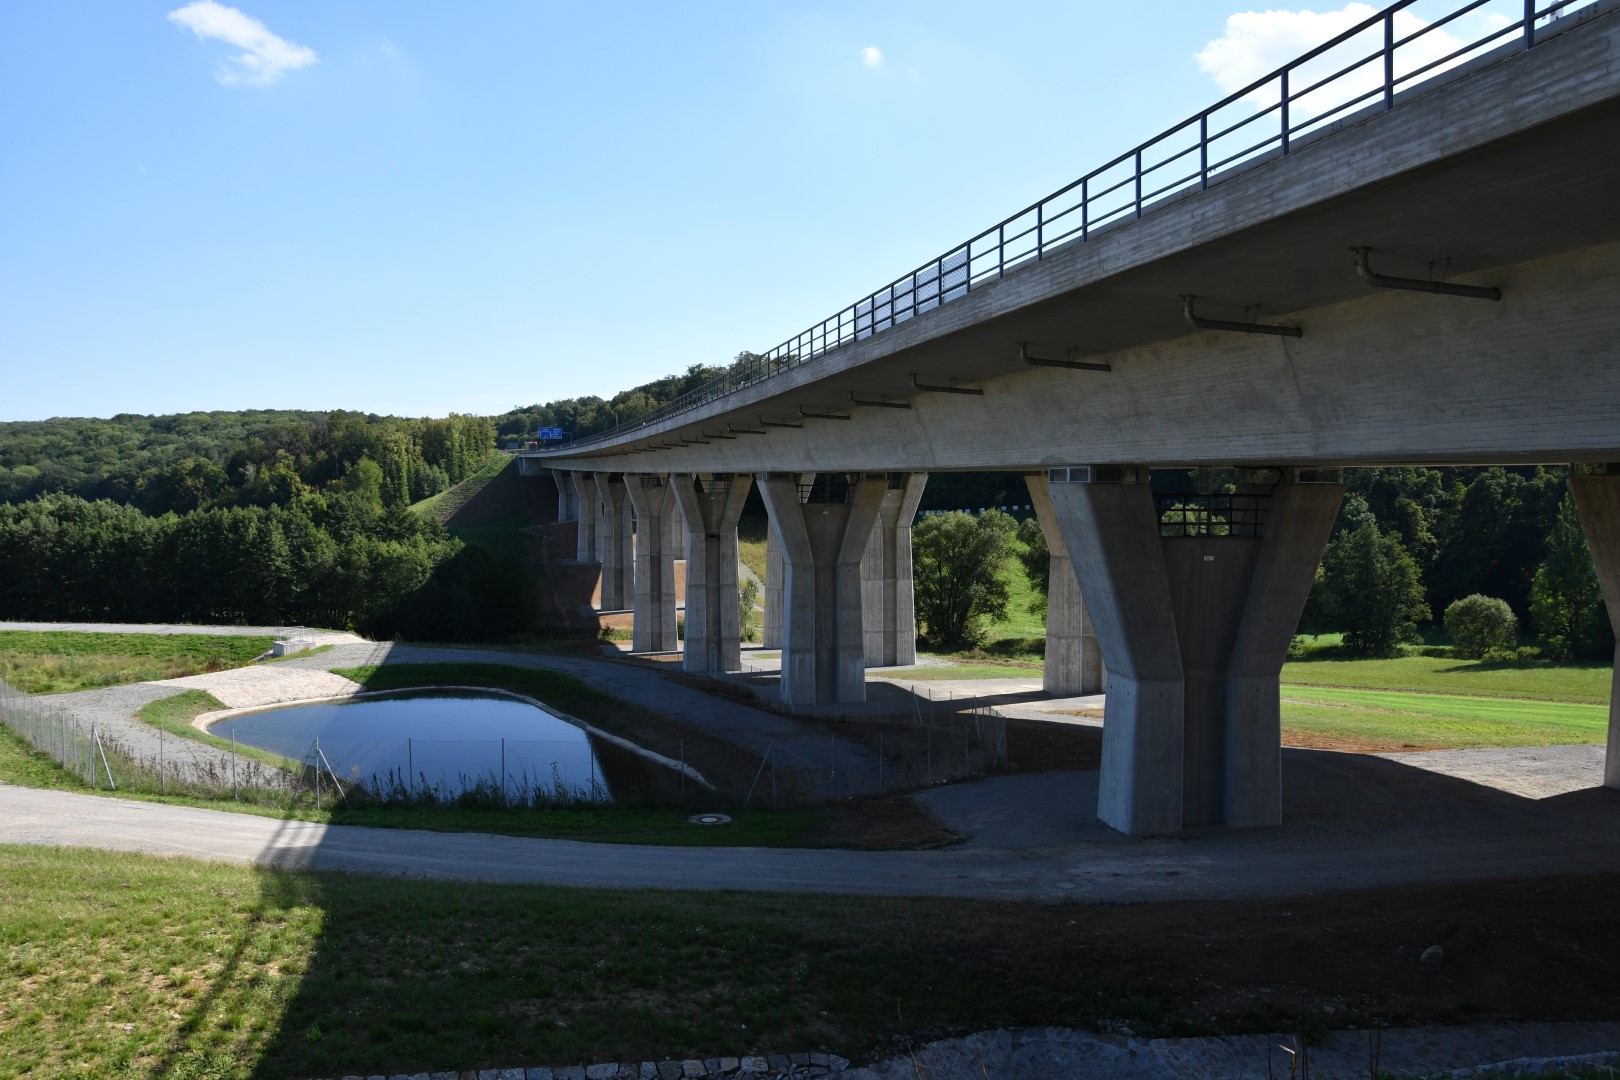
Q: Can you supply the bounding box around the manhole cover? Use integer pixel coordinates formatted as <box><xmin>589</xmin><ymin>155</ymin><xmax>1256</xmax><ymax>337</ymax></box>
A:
<box><xmin>688</xmin><ymin>813</ymin><xmax>732</xmax><ymax>826</ymax></box>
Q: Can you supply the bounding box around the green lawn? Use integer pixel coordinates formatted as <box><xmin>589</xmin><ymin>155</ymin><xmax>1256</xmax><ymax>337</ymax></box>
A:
<box><xmin>0</xmin><ymin>845</ymin><xmax>1174</xmax><ymax>1078</ymax></box>
<box><xmin>1280</xmin><ymin>686</ymin><xmax>1608</xmax><ymax>751</ymax></box>
<box><xmin>0</xmin><ymin>631</ymin><xmax>275</xmax><ymax>694</ymax></box>
<box><xmin>1282</xmin><ymin>653</ymin><xmax>1612</xmax><ymax>705</ymax></box>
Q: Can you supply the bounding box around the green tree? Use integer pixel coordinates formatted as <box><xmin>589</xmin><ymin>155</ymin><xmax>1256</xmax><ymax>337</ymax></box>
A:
<box><xmin>1443</xmin><ymin>594</ymin><xmax>1518</xmax><ymax>658</ymax></box>
<box><xmin>913</xmin><ymin>510</ymin><xmax>1016</xmax><ymax>649</ymax></box>
<box><xmin>1314</xmin><ymin>518</ymin><xmax>1429</xmax><ymax>657</ymax></box>
<box><xmin>1014</xmin><ymin>516</ymin><xmax>1049</xmax><ymax>618</ymax></box>
<box><xmin>1530</xmin><ymin>492</ymin><xmax>1610</xmax><ymax>660</ymax></box>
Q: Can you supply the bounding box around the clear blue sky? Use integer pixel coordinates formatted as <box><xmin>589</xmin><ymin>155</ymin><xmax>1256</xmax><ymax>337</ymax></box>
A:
<box><xmin>0</xmin><ymin>1</ymin><xmax>1525</xmax><ymax>421</ymax></box>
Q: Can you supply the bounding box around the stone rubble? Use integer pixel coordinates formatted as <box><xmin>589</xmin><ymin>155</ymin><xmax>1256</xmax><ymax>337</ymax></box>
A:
<box><xmin>325</xmin><ymin>1051</ymin><xmax>851</xmax><ymax>1080</ymax></box>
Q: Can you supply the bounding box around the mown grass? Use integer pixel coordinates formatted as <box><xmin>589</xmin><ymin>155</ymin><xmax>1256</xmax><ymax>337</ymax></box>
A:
<box><xmin>1280</xmin><ymin>686</ymin><xmax>1608</xmax><ymax>751</ymax></box>
<box><xmin>136</xmin><ymin>690</ymin><xmax>298</xmax><ymax>772</ymax></box>
<box><xmin>0</xmin><ymin>631</ymin><xmax>274</xmax><ymax>695</ymax></box>
<box><xmin>1282</xmin><ymin>652</ymin><xmax>1612</xmax><ymax>705</ymax></box>
<box><xmin>0</xmin><ymin>845</ymin><xmax>1163</xmax><ymax>1079</ymax></box>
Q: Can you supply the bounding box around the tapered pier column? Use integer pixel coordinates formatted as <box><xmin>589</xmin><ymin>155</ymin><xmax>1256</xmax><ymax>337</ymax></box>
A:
<box><xmin>1571</xmin><ymin>469</ymin><xmax>1620</xmax><ymax>789</ymax></box>
<box><xmin>553</xmin><ymin>470</ymin><xmax>575</xmax><ymax>522</ymax></box>
<box><xmin>758</xmin><ymin>472</ymin><xmax>887</xmax><ymax>705</ymax></box>
<box><xmin>861</xmin><ymin>474</ymin><xmax>928</xmax><ymax>667</ymax></box>
<box><xmin>1027</xmin><ymin>473</ymin><xmax>1104</xmax><ymax>695</ymax></box>
<box><xmin>1046</xmin><ymin>467</ymin><xmax>1342</xmax><ymax>834</ymax></box>
<box><xmin>670</xmin><ymin>473</ymin><xmax>753</xmax><ymax>674</ymax></box>
<box><xmin>569</xmin><ymin>473</ymin><xmax>598</xmax><ymax>563</ymax></box>
<box><xmin>625</xmin><ymin>475</ymin><xmax>679</xmax><ymax>652</ymax></box>
<box><xmin>592</xmin><ymin>473</ymin><xmax>632</xmax><ymax>610</ymax></box>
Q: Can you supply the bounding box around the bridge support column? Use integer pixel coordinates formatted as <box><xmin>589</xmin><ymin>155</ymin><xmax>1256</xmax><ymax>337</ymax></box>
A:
<box><xmin>1027</xmin><ymin>473</ymin><xmax>1104</xmax><ymax>696</ymax></box>
<box><xmin>1046</xmin><ymin>468</ymin><xmax>1342</xmax><ymax>835</ymax></box>
<box><xmin>670</xmin><ymin>473</ymin><xmax>752</xmax><ymax>675</ymax></box>
<box><xmin>861</xmin><ymin>473</ymin><xmax>928</xmax><ymax>667</ymax></box>
<box><xmin>1571</xmin><ymin>470</ymin><xmax>1620</xmax><ymax>789</ymax></box>
<box><xmin>568</xmin><ymin>473</ymin><xmax>598</xmax><ymax>563</ymax></box>
<box><xmin>763</xmin><ymin>528</ymin><xmax>783</xmax><ymax>649</ymax></box>
<box><xmin>625</xmin><ymin>475</ymin><xmax>679</xmax><ymax>652</ymax></box>
<box><xmin>758</xmin><ymin>472</ymin><xmax>887</xmax><ymax>705</ymax></box>
<box><xmin>593</xmin><ymin>473</ymin><xmax>632</xmax><ymax>610</ymax></box>
<box><xmin>552</xmin><ymin>470</ymin><xmax>574</xmax><ymax>522</ymax></box>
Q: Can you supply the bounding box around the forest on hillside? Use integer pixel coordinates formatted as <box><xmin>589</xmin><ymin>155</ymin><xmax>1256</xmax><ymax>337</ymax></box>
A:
<box><xmin>0</xmin><ymin>411</ymin><xmax>510</xmax><ymax>639</ymax></box>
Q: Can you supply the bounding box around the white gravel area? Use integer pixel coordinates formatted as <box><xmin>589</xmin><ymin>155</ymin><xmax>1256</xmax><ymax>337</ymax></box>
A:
<box><xmin>1377</xmin><ymin>743</ymin><xmax>1607</xmax><ymax>799</ymax></box>
<box><xmin>156</xmin><ymin>666</ymin><xmax>362</xmax><ymax>710</ymax></box>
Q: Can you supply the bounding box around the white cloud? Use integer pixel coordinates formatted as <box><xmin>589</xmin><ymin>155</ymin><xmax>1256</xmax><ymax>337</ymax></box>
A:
<box><xmin>1196</xmin><ymin>4</ymin><xmax>1467</xmax><ymax>122</ymax></box>
<box><xmin>861</xmin><ymin>45</ymin><xmax>883</xmax><ymax>68</ymax></box>
<box><xmin>168</xmin><ymin>1</ymin><xmax>317</xmax><ymax>87</ymax></box>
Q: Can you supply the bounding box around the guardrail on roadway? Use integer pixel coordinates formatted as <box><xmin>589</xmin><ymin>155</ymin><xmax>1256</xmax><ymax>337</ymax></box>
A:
<box><xmin>548</xmin><ymin>0</ymin><xmax>1602</xmax><ymax>452</ymax></box>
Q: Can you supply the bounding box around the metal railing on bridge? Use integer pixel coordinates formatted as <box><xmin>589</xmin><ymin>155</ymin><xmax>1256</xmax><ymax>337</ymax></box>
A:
<box><xmin>548</xmin><ymin>0</ymin><xmax>1603</xmax><ymax>453</ymax></box>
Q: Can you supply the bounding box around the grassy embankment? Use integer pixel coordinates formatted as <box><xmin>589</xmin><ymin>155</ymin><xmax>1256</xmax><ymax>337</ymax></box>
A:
<box><xmin>5</xmin><ymin>844</ymin><xmax>1620</xmax><ymax>1079</ymax></box>
<box><xmin>0</xmin><ymin>630</ymin><xmax>275</xmax><ymax>695</ymax></box>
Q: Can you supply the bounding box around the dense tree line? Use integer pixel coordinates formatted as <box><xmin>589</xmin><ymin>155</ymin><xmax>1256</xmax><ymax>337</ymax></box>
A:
<box><xmin>0</xmin><ymin>409</ymin><xmax>515</xmax><ymax>639</ymax></box>
<box><xmin>926</xmin><ymin>466</ymin><xmax>1610</xmax><ymax>661</ymax></box>
<box><xmin>0</xmin><ymin>490</ymin><xmax>531</xmax><ymax>639</ymax></box>
<box><xmin>495</xmin><ymin>355</ymin><xmax>771</xmax><ymax>442</ymax></box>
<box><xmin>0</xmin><ymin>410</ymin><xmax>496</xmax><ymax>513</ymax></box>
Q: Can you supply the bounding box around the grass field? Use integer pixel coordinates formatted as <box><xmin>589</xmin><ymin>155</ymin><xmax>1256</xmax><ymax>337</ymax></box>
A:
<box><xmin>0</xmin><ymin>631</ymin><xmax>274</xmax><ymax>695</ymax></box>
<box><xmin>0</xmin><ymin>845</ymin><xmax>1140</xmax><ymax>1078</ymax></box>
<box><xmin>1281</xmin><ymin>686</ymin><xmax>1609</xmax><ymax>751</ymax></box>
<box><xmin>1282</xmin><ymin>653</ymin><xmax>1612</xmax><ymax>704</ymax></box>
<box><xmin>5</xmin><ymin>845</ymin><xmax>1620</xmax><ymax>1079</ymax></box>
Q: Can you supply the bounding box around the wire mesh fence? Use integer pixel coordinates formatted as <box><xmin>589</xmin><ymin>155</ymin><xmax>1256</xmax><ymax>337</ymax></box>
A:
<box><xmin>0</xmin><ymin>675</ymin><xmax>293</xmax><ymax>798</ymax></box>
<box><xmin>0</xmin><ymin>677</ymin><xmax>104</xmax><ymax>787</ymax></box>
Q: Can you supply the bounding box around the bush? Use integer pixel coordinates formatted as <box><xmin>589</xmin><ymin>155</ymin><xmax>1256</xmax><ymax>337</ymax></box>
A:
<box><xmin>1443</xmin><ymin>594</ymin><xmax>1519</xmax><ymax>658</ymax></box>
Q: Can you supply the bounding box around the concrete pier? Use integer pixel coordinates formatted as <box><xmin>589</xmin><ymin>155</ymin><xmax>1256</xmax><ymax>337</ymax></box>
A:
<box><xmin>861</xmin><ymin>473</ymin><xmax>928</xmax><ymax>668</ymax></box>
<box><xmin>593</xmin><ymin>473</ymin><xmax>632</xmax><ymax>611</ymax></box>
<box><xmin>670</xmin><ymin>473</ymin><xmax>753</xmax><ymax>675</ymax></box>
<box><xmin>1571</xmin><ymin>469</ymin><xmax>1620</xmax><ymax>789</ymax></box>
<box><xmin>568</xmin><ymin>472</ymin><xmax>598</xmax><ymax>563</ymax></box>
<box><xmin>1027</xmin><ymin>473</ymin><xmax>1104</xmax><ymax>696</ymax></box>
<box><xmin>1047</xmin><ymin>469</ymin><xmax>1342</xmax><ymax>834</ymax></box>
<box><xmin>758</xmin><ymin>472</ymin><xmax>887</xmax><ymax>705</ymax></box>
<box><xmin>625</xmin><ymin>475</ymin><xmax>679</xmax><ymax>652</ymax></box>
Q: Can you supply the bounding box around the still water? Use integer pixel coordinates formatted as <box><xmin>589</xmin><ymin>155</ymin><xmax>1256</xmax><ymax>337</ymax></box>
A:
<box><xmin>210</xmin><ymin>689</ymin><xmax>670</xmax><ymax>801</ymax></box>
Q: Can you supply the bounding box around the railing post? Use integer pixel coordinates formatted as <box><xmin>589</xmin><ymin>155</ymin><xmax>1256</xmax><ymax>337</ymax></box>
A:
<box><xmin>997</xmin><ymin>223</ymin><xmax>1005</xmax><ymax>277</ymax></box>
<box><xmin>1036</xmin><ymin>202</ymin><xmax>1044</xmax><ymax>259</ymax></box>
<box><xmin>1384</xmin><ymin>12</ymin><xmax>1395</xmax><ymax>109</ymax></box>
<box><xmin>1524</xmin><ymin>0</ymin><xmax>1536</xmax><ymax>48</ymax></box>
<box><xmin>1134</xmin><ymin>149</ymin><xmax>1143</xmax><ymax>218</ymax></box>
<box><xmin>1280</xmin><ymin>69</ymin><xmax>1291</xmax><ymax>154</ymax></box>
<box><xmin>1081</xmin><ymin>177</ymin><xmax>1088</xmax><ymax>241</ymax></box>
<box><xmin>1199</xmin><ymin>114</ymin><xmax>1208</xmax><ymax>189</ymax></box>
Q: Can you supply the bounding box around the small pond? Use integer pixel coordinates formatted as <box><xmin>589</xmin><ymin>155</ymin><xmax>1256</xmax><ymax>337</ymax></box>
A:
<box><xmin>210</xmin><ymin>689</ymin><xmax>682</xmax><ymax>802</ymax></box>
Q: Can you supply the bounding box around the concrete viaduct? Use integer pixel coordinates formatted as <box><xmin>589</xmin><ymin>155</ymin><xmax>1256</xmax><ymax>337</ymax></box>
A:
<box><xmin>517</xmin><ymin>0</ymin><xmax>1620</xmax><ymax>836</ymax></box>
